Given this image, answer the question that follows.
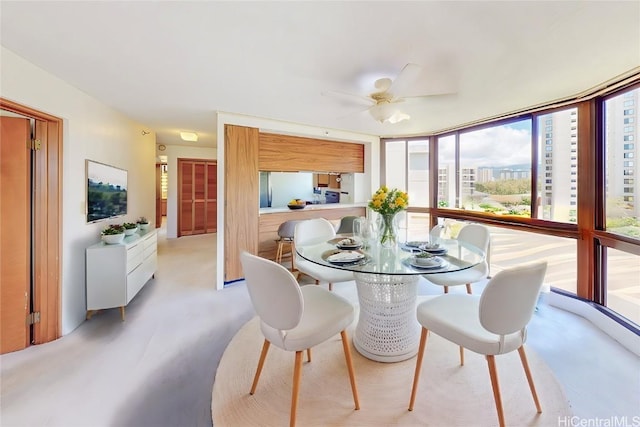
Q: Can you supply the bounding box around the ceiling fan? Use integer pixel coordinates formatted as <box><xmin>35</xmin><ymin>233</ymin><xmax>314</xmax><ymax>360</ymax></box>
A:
<box><xmin>323</xmin><ymin>63</ymin><xmax>454</xmax><ymax>124</ymax></box>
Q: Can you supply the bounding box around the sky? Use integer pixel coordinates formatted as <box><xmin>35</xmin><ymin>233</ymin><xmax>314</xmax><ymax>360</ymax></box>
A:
<box><xmin>87</xmin><ymin>161</ymin><xmax>128</xmax><ymax>189</ymax></box>
<box><xmin>439</xmin><ymin>120</ymin><xmax>532</xmax><ymax>168</ymax></box>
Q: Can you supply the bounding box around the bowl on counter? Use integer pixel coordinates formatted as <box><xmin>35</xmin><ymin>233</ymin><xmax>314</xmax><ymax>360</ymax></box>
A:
<box><xmin>287</xmin><ymin>203</ymin><xmax>306</xmax><ymax>210</ymax></box>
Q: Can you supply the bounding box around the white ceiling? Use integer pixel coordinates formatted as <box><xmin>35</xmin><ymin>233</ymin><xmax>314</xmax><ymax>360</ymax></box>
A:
<box><xmin>1</xmin><ymin>1</ymin><xmax>639</xmax><ymax>148</ymax></box>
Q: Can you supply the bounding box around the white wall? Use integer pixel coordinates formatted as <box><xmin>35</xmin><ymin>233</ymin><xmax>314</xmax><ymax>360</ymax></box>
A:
<box><xmin>270</xmin><ymin>172</ymin><xmax>314</xmax><ymax>207</ymax></box>
<box><xmin>1</xmin><ymin>47</ymin><xmax>156</xmax><ymax>335</ymax></box>
<box><xmin>161</xmin><ymin>144</ymin><xmax>217</xmax><ymax>239</ymax></box>
<box><xmin>215</xmin><ymin>112</ymin><xmax>380</xmax><ymax>288</ymax></box>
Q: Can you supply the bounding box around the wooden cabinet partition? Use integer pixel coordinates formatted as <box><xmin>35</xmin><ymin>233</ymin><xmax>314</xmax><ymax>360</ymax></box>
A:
<box><xmin>224</xmin><ymin>125</ymin><xmax>260</xmax><ymax>283</ymax></box>
<box><xmin>259</xmin><ymin>133</ymin><xmax>364</xmax><ymax>172</ymax></box>
<box><xmin>178</xmin><ymin>159</ymin><xmax>217</xmax><ymax>236</ymax></box>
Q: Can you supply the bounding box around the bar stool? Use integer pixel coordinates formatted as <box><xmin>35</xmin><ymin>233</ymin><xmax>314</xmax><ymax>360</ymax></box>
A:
<box><xmin>275</xmin><ymin>220</ymin><xmax>300</xmax><ymax>272</ymax></box>
<box><xmin>336</xmin><ymin>215</ymin><xmax>359</xmax><ymax>234</ymax></box>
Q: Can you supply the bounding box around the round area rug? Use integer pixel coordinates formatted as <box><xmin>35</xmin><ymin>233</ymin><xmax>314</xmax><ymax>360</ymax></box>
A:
<box><xmin>213</xmin><ymin>316</ymin><xmax>572</xmax><ymax>426</ymax></box>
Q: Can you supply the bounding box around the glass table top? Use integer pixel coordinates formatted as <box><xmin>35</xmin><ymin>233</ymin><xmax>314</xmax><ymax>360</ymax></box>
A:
<box><xmin>296</xmin><ymin>237</ymin><xmax>485</xmax><ymax>276</ymax></box>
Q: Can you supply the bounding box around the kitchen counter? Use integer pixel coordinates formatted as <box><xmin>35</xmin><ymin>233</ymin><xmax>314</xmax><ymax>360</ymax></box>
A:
<box><xmin>259</xmin><ymin>203</ymin><xmax>367</xmax><ymax>215</ymax></box>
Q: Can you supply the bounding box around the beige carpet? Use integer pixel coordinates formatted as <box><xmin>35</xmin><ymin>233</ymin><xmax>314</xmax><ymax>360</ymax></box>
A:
<box><xmin>212</xmin><ymin>315</ymin><xmax>572</xmax><ymax>427</ymax></box>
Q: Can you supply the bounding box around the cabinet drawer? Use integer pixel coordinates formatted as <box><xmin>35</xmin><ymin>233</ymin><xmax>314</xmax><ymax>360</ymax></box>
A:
<box><xmin>126</xmin><ymin>244</ymin><xmax>143</xmax><ymax>273</ymax></box>
<box><xmin>126</xmin><ymin>264</ymin><xmax>147</xmax><ymax>303</ymax></box>
<box><xmin>143</xmin><ymin>245</ymin><xmax>156</xmax><ymax>259</ymax></box>
<box><xmin>143</xmin><ymin>233</ymin><xmax>157</xmax><ymax>249</ymax></box>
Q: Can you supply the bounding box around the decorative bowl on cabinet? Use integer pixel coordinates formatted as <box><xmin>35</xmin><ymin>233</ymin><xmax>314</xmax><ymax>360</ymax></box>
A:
<box><xmin>102</xmin><ymin>233</ymin><xmax>125</xmax><ymax>245</ymax></box>
<box><xmin>124</xmin><ymin>227</ymin><xmax>138</xmax><ymax>236</ymax></box>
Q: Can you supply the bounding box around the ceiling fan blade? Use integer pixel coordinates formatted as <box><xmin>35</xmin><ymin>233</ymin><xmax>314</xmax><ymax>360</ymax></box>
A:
<box><xmin>336</xmin><ymin>104</ymin><xmax>373</xmax><ymax>120</ymax></box>
<box><xmin>401</xmin><ymin>92</ymin><xmax>458</xmax><ymax>102</ymax></box>
<box><xmin>322</xmin><ymin>90</ymin><xmax>375</xmax><ymax>107</ymax></box>
<box><xmin>387</xmin><ymin>63</ymin><xmax>423</xmax><ymax>98</ymax></box>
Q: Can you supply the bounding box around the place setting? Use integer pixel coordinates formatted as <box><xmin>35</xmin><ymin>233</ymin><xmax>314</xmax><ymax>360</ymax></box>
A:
<box><xmin>335</xmin><ymin>237</ymin><xmax>363</xmax><ymax>250</ymax></box>
<box><xmin>403</xmin><ymin>251</ymin><xmax>449</xmax><ymax>271</ymax></box>
<box><xmin>400</xmin><ymin>240</ymin><xmax>448</xmax><ymax>256</ymax></box>
<box><xmin>322</xmin><ymin>246</ymin><xmax>369</xmax><ymax>266</ymax></box>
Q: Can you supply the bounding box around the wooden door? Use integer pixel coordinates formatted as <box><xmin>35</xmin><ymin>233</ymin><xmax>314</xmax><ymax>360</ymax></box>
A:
<box><xmin>178</xmin><ymin>159</ymin><xmax>217</xmax><ymax>237</ymax></box>
<box><xmin>155</xmin><ymin>163</ymin><xmax>162</xmax><ymax>228</ymax></box>
<box><xmin>179</xmin><ymin>160</ymin><xmax>194</xmax><ymax>236</ymax></box>
<box><xmin>193</xmin><ymin>161</ymin><xmax>206</xmax><ymax>233</ymax></box>
<box><xmin>206</xmin><ymin>163</ymin><xmax>217</xmax><ymax>232</ymax></box>
<box><xmin>1</xmin><ymin>98</ymin><xmax>61</xmax><ymax>348</ymax></box>
<box><xmin>1</xmin><ymin>117</ymin><xmax>31</xmax><ymax>353</ymax></box>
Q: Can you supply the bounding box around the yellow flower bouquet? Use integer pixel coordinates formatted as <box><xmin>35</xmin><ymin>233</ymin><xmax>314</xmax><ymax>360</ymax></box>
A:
<box><xmin>368</xmin><ymin>186</ymin><xmax>409</xmax><ymax>247</ymax></box>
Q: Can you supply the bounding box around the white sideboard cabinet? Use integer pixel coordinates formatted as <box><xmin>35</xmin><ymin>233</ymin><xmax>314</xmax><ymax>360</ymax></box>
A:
<box><xmin>86</xmin><ymin>229</ymin><xmax>158</xmax><ymax>320</ymax></box>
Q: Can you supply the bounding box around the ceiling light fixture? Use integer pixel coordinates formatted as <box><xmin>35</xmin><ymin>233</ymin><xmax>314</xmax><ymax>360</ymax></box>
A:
<box><xmin>180</xmin><ymin>131</ymin><xmax>198</xmax><ymax>142</ymax></box>
<box><xmin>369</xmin><ymin>103</ymin><xmax>410</xmax><ymax>124</ymax></box>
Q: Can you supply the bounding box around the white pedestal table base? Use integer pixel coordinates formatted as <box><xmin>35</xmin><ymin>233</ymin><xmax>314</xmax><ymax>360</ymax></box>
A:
<box><xmin>353</xmin><ymin>272</ymin><xmax>420</xmax><ymax>363</ymax></box>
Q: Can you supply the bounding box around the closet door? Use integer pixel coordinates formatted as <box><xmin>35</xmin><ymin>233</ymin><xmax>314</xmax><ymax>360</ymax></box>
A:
<box><xmin>178</xmin><ymin>160</ymin><xmax>194</xmax><ymax>236</ymax></box>
<box><xmin>193</xmin><ymin>161</ymin><xmax>206</xmax><ymax>234</ymax></box>
<box><xmin>206</xmin><ymin>163</ymin><xmax>217</xmax><ymax>232</ymax></box>
<box><xmin>178</xmin><ymin>159</ymin><xmax>217</xmax><ymax>237</ymax></box>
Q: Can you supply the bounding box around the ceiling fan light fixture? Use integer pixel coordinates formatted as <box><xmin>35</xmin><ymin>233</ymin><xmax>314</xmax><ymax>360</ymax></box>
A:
<box><xmin>180</xmin><ymin>131</ymin><xmax>198</xmax><ymax>142</ymax></box>
<box><xmin>387</xmin><ymin>111</ymin><xmax>411</xmax><ymax>124</ymax></box>
<box><xmin>369</xmin><ymin>103</ymin><xmax>410</xmax><ymax>124</ymax></box>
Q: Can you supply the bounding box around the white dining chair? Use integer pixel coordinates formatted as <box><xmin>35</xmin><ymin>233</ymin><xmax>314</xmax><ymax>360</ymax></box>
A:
<box><xmin>429</xmin><ymin>224</ymin><xmax>444</xmax><ymax>242</ymax></box>
<box><xmin>240</xmin><ymin>252</ymin><xmax>360</xmax><ymax>427</ymax></box>
<box><xmin>424</xmin><ymin>223</ymin><xmax>490</xmax><ymax>294</ymax></box>
<box><xmin>409</xmin><ymin>261</ymin><xmax>548</xmax><ymax>427</ymax></box>
<box><xmin>294</xmin><ymin>217</ymin><xmax>354</xmax><ymax>291</ymax></box>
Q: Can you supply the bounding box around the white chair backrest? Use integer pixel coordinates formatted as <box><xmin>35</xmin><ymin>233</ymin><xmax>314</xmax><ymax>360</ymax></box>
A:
<box><xmin>479</xmin><ymin>261</ymin><xmax>547</xmax><ymax>335</ymax></box>
<box><xmin>458</xmin><ymin>223</ymin><xmax>490</xmax><ymax>252</ymax></box>
<box><xmin>240</xmin><ymin>251</ymin><xmax>303</xmax><ymax>331</ymax></box>
<box><xmin>430</xmin><ymin>225</ymin><xmax>444</xmax><ymax>241</ymax></box>
<box><xmin>294</xmin><ymin>218</ymin><xmax>336</xmax><ymax>246</ymax></box>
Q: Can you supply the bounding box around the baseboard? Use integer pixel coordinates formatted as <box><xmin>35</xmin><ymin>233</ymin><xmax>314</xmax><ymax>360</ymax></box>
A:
<box><xmin>546</xmin><ymin>291</ymin><xmax>640</xmax><ymax>357</ymax></box>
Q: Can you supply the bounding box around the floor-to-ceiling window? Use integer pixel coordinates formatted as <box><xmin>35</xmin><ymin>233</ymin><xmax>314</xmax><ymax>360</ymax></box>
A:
<box><xmin>536</xmin><ymin>108</ymin><xmax>578</xmax><ymax>223</ymax></box>
<box><xmin>381</xmin><ymin>77</ymin><xmax>640</xmax><ymax>330</ymax></box>
<box><xmin>383</xmin><ymin>138</ymin><xmax>430</xmax><ymax>241</ymax></box>
<box><xmin>601</xmin><ymin>86</ymin><xmax>640</xmax><ymax>325</ymax></box>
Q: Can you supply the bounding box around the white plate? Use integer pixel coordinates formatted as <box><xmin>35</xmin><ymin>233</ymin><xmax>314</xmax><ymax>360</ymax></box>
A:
<box><xmin>409</xmin><ymin>256</ymin><xmax>446</xmax><ymax>269</ymax></box>
<box><xmin>419</xmin><ymin>246</ymin><xmax>447</xmax><ymax>255</ymax></box>
<box><xmin>326</xmin><ymin>251</ymin><xmax>364</xmax><ymax>264</ymax></box>
<box><xmin>336</xmin><ymin>243</ymin><xmax>362</xmax><ymax>250</ymax></box>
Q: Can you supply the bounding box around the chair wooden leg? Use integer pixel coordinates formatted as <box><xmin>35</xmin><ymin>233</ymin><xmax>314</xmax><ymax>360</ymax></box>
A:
<box><xmin>518</xmin><ymin>346</ymin><xmax>542</xmax><ymax>413</ymax></box>
<box><xmin>466</xmin><ymin>283</ymin><xmax>472</xmax><ymax>294</ymax></box>
<box><xmin>340</xmin><ymin>330</ymin><xmax>360</xmax><ymax>410</ymax></box>
<box><xmin>306</xmin><ymin>348</ymin><xmax>311</xmax><ymax>363</ymax></box>
<box><xmin>329</xmin><ymin>282</ymin><xmax>333</xmax><ymax>291</ymax></box>
<box><xmin>290</xmin><ymin>351</ymin><xmax>303</xmax><ymax>427</ymax></box>
<box><xmin>459</xmin><ymin>346</ymin><xmax>464</xmax><ymax>366</ymax></box>
<box><xmin>291</xmin><ymin>242</ymin><xmax>296</xmax><ymax>272</ymax></box>
<box><xmin>250</xmin><ymin>339</ymin><xmax>271</xmax><ymax>395</ymax></box>
<box><xmin>443</xmin><ymin>286</ymin><xmax>449</xmax><ymax>294</ymax></box>
<box><xmin>409</xmin><ymin>327</ymin><xmax>429</xmax><ymax>411</ymax></box>
<box><xmin>486</xmin><ymin>355</ymin><xmax>506</xmax><ymax>427</ymax></box>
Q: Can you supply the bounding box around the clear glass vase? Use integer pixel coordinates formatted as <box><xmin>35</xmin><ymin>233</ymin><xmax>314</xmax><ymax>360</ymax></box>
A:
<box><xmin>377</xmin><ymin>213</ymin><xmax>399</xmax><ymax>249</ymax></box>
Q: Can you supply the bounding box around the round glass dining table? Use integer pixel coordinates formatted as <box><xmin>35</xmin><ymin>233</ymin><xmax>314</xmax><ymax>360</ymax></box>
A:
<box><xmin>296</xmin><ymin>238</ymin><xmax>485</xmax><ymax>363</ymax></box>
